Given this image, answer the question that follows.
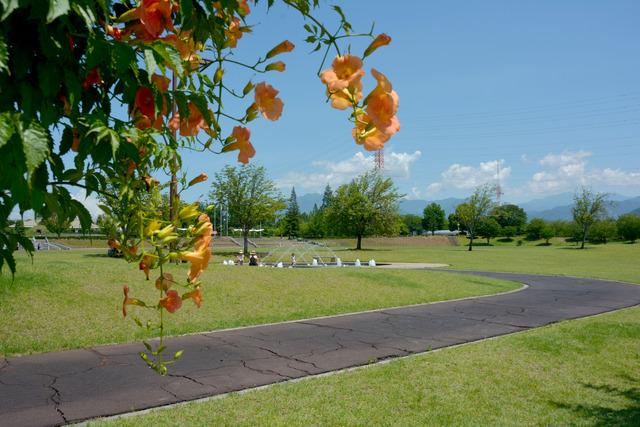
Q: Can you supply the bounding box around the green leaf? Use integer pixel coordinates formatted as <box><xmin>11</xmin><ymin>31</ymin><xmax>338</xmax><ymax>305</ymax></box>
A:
<box><xmin>152</xmin><ymin>42</ymin><xmax>184</xmax><ymax>76</ymax></box>
<box><xmin>0</xmin><ymin>34</ymin><xmax>8</xmax><ymax>74</ymax></box>
<box><xmin>0</xmin><ymin>0</ymin><xmax>19</xmax><ymax>21</ymax></box>
<box><xmin>0</xmin><ymin>112</ymin><xmax>14</xmax><ymax>148</ymax></box>
<box><xmin>143</xmin><ymin>48</ymin><xmax>157</xmax><ymax>78</ymax></box>
<box><xmin>72</xmin><ymin>3</ymin><xmax>96</xmax><ymax>29</ymax></box>
<box><xmin>69</xmin><ymin>199</ymin><xmax>92</xmax><ymax>232</ymax></box>
<box><xmin>0</xmin><ymin>248</ymin><xmax>16</xmax><ymax>277</ymax></box>
<box><xmin>112</xmin><ymin>42</ymin><xmax>136</xmax><ymax>75</ymax></box>
<box><xmin>47</xmin><ymin>0</ymin><xmax>70</xmax><ymax>23</ymax></box>
<box><xmin>22</xmin><ymin>121</ymin><xmax>50</xmax><ymax>176</ymax></box>
<box><xmin>180</xmin><ymin>0</ymin><xmax>193</xmax><ymax>26</ymax></box>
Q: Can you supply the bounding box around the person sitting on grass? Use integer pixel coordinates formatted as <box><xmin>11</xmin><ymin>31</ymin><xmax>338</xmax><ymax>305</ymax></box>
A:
<box><xmin>236</xmin><ymin>251</ymin><xmax>244</xmax><ymax>266</ymax></box>
<box><xmin>249</xmin><ymin>251</ymin><xmax>259</xmax><ymax>266</ymax></box>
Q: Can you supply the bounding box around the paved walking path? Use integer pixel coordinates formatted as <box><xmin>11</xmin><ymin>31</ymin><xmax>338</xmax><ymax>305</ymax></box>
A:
<box><xmin>2</xmin><ymin>269</ymin><xmax>640</xmax><ymax>426</ymax></box>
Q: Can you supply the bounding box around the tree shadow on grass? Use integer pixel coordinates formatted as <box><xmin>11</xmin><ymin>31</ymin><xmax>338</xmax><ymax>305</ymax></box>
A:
<box><xmin>83</xmin><ymin>253</ymin><xmax>110</xmax><ymax>258</ymax></box>
<box><xmin>334</xmin><ymin>248</ymin><xmax>386</xmax><ymax>252</ymax></box>
<box><xmin>557</xmin><ymin>246</ymin><xmax>594</xmax><ymax>250</ymax></box>
<box><xmin>550</xmin><ymin>377</ymin><xmax>640</xmax><ymax>426</ymax></box>
<box><xmin>497</xmin><ymin>238</ymin><xmax>514</xmax><ymax>243</ymax></box>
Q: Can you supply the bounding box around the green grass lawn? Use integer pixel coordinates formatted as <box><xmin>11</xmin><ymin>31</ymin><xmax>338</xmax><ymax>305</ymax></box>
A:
<box><xmin>329</xmin><ymin>239</ymin><xmax>640</xmax><ymax>283</ymax></box>
<box><xmin>0</xmin><ymin>251</ymin><xmax>517</xmax><ymax>356</ymax></box>
<box><xmin>98</xmin><ymin>306</ymin><xmax>640</xmax><ymax>426</ymax></box>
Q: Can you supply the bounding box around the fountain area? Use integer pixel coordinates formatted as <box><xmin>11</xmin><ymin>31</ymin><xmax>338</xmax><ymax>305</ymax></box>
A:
<box><xmin>221</xmin><ymin>239</ymin><xmax>382</xmax><ymax>268</ymax></box>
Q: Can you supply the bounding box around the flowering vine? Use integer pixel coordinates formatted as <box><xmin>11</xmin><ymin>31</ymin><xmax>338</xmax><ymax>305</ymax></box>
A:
<box><xmin>0</xmin><ymin>0</ymin><xmax>399</xmax><ymax>373</ymax></box>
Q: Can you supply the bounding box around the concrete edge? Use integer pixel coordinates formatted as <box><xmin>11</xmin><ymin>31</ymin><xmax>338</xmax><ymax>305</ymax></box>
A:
<box><xmin>77</xmin><ymin>303</ymin><xmax>640</xmax><ymax>426</ymax></box>
<box><xmin>438</xmin><ymin>267</ymin><xmax>640</xmax><ymax>287</ymax></box>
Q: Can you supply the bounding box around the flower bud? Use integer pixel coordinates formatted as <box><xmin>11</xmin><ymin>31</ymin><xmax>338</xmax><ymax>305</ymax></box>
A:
<box><xmin>178</xmin><ymin>204</ymin><xmax>200</xmax><ymax>221</ymax></box>
<box><xmin>214</xmin><ymin>67</ymin><xmax>224</xmax><ymax>83</ymax></box>
<box><xmin>156</xmin><ymin>224</ymin><xmax>175</xmax><ymax>239</ymax></box>
<box><xmin>265</xmin><ymin>61</ymin><xmax>286</xmax><ymax>72</ymax></box>
<box><xmin>145</xmin><ymin>220</ymin><xmax>162</xmax><ymax>237</ymax></box>
<box><xmin>363</xmin><ymin>33</ymin><xmax>392</xmax><ymax>59</ymax></box>
<box><xmin>188</xmin><ymin>173</ymin><xmax>208</xmax><ymax>187</ymax></box>
<box><xmin>265</xmin><ymin>40</ymin><xmax>295</xmax><ymax>59</ymax></box>
<box><xmin>242</xmin><ymin>81</ymin><xmax>254</xmax><ymax>95</ymax></box>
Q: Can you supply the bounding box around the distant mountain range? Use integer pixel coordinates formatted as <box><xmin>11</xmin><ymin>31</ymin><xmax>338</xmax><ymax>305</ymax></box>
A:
<box><xmin>526</xmin><ymin>195</ymin><xmax>640</xmax><ymax>221</ymax></box>
<box><xmin>297</xmin><ymin>191</ymin><xmax>640</xmax><ymax>220</ymax></box>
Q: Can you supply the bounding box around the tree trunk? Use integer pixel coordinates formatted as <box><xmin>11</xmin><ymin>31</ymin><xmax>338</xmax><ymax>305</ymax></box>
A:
<box><xmin>468</xmin><ymin>236</ymin><xmax>473</xmax><ymax>251</ymax></box>
<box><xmin>243</xmin><ymin>230</ymin><xmax>249</xmax><ymax>255</ymax></box>
<box><xmin>356</xmin><ymin>234</ymin><xmax>362</xmax><ymax>250</ymax></box>
<box><xmin>580</xmin><ymin>226</ymin><xmax>587</xmax><ymax>249</ymax></box>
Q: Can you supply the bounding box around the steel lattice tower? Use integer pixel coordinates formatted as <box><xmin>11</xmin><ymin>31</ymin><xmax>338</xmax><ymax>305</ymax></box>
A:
<box><xmin>496</xmin><ymin>160</ymin><xmax>504</xmax><ymax>205</ymax></box>
<box><xmin>375</xmin><ymin>148</ymin><xmax>384</xmax><ymax>170</ymax></box>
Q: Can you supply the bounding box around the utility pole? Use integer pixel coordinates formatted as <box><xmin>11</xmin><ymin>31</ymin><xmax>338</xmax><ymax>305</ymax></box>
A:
<box><xmin>496</xmin><ymin>160</ymin><xmax>504</xmax><ymax>206</ymax></box>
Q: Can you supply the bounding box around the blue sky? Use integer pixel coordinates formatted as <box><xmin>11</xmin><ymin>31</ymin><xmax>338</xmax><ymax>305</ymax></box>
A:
<box><xmin>72</xmin><ymin>0</ymin><xmax>640</xmax><ymax>215</ymax></box>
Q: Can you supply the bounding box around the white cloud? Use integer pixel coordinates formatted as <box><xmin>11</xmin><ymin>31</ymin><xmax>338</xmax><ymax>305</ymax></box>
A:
<box><xmin>423</xmin><ymin>159</ymin><xmax>510</xmax><ymax>196</ymax></box>
<box><xmin>527</xmin><ymin>150</ymin><xmax>640</xmax><ymax>193</ymax></box>
<box><xmin>276</xmin><ymin>150</ymin><xmax>421</xmax><ymax>193</ymax></box>
<box><xmin>539</xmin><ymin>150</ymin><xmax>591</xmax><ymax>167</ymax></box>
<box><xmin>592</xmin><ymin>168</ymin><xmax>640</xmax><ymax>187</ymax></box>
<box><xmin>385</xmin><ymin>151</ymin><xmax>422</xmax><ymax>178</ymax></box>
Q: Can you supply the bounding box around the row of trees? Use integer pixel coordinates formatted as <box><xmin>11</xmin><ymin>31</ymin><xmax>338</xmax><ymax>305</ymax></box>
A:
<box><xmin>203</xmin><ymin>165</ymin><xmax>402</xmax><ymax>252</ymax></box>
<box><xmin>437</xmin><ymin>185</ymin><xmax>637</xmax><ymax>250</ymax></box>
<box><xmin>523</xmin><ymin>214</ymin><xmax>640</xmax><ymax>245</ymax></box>
<box><xmin>97</xmin><ymin>166</ymin><xmax>640</xmax><ymax>252</ymax></box>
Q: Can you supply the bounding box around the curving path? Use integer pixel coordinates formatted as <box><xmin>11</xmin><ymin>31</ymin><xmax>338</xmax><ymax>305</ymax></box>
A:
<box><xmin>2</xmin><ymin>269</ymin><xmax>640</xmax><ymax>426</ymax></box>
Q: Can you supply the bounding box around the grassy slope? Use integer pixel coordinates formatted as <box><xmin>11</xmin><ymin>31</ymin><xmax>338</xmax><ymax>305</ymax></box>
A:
<box><xmin>0</xmin><ymin>251</ymin><xmax>516</xmax><ymax>356</ymax></box>
<box><xmin>101</xmin><ymin>306</ymin><xmax>640</xmax><ymax>427</ymax></box>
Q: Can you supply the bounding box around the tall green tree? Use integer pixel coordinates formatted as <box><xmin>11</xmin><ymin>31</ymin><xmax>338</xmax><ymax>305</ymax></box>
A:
<box><xmin>455</xmin><ymin>185</ymin><xmax>495</xmax><ymax>251</ymax></box>
<box><xmin>526</xmin><ymin>218</ymin><xmax>548</xmax><ymax>240</ymax></box>
<box><xmin>491</xmin><ymin>204</ymin><xmax>527</xmax><ymax>232</ymax></box>
<box><xmin>422</xmin><ymin>202</ymin><xmax>446</xmax><ymax>235</ymax></box>
<box><xmin>283</xmin><ymin>187</ymin><xmax>301</xmax><ymax>239</ymax></box>
<box><xmin>572</xmin><ymin>187</ymin><xmax>609</xmax><ymax>249</ymax></box>
<box><xmin>321</xmin><ymin>184</ymin><xmax>334</xmax><ymax>210</ymax></box>
<box><xmin>209</xmin><ymin>165</ymin><xmax>284</xmax><ymax>254</ymax></box>
<box><xmin>588</xmin><ymin>219</ymin><xmax>617</xmax><ymax>244</ymax></box>
<box><xmin>402</xmin><ymin>214</ymin><xmax>424</xmax><ymax>235</ymax></box>
<box><xmin>302</xmin><ymin>204</ymin><xmax>326</xmax><ymax>238</ymax></box>
<box><xmin>447</xmin><ymin>213</ymin><xmax>461</xmax><ymax>231</ymax></box>
<box><xmin>327</xmin><ymin>171</ymin><xmax>402</xmax><ymax>250</ymax></box>
<box><xmin>476</xmin><ymin>216</ymin><xmax>501</xmax><ymax>244</ymax></box>
<box><xmin>616</xmin><ymin>214</ymin><xmax>640</xmax><ymax>243</ymax></box>
<box><xmin>540</xmin><ymin>225</ymin><xmax>555</xmax><ymax>245</ymax></box>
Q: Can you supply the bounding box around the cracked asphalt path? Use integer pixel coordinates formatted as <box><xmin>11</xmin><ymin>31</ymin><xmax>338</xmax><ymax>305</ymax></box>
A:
<box><xmin>2</xmin><ymin>270</ymin><xmax>640</xmax><ymax>426</ymax></box>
